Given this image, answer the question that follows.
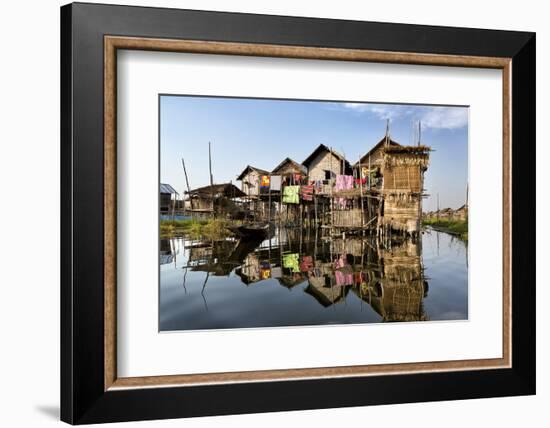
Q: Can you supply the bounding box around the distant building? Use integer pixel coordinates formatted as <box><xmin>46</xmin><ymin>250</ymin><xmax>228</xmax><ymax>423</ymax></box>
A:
<box><xmin>160</xmin><ymin>183</ymin><xmax>178</xmax><ymax>214</ymax></box>
<box><xmin>184</xmin><ymin>183</ymin><xmax>246</xmax><ymax>215</ymax></box>
<box><xmin>454</xmin><ymin>204</ymin><xmax>468</xmax><ymax>220</ymax></box>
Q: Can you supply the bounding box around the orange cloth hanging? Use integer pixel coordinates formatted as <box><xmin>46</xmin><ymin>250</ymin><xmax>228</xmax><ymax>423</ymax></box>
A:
<box><xmin>260</xmin><ymin>175</ymin><xmax>270</xmax><ymax>189</ymax></box>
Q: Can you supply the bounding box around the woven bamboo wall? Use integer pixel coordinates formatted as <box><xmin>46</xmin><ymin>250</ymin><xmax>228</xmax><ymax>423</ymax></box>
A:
<box><xmin>331</xmin><ymin>238</ymin><xmax>367</xmax><ymax>256</ymax></box>
<box><xmin>332</xmin><ymin>209</ymin><xmax>364</xmax><ymax>228</ymax></box>
<box><xmin>383</xmin><ymin>164</ymin><xmax>422</xmax><ymax>192</ymax></box>
<box><xmin>382</xmin><ymin>193</ymin><xmax>422</xmax><ymax>233</ymax></box>
<box><xmin>379</xmin><ymin>282</ymin><xmax>427</xmax><ymax>321</ymax></box>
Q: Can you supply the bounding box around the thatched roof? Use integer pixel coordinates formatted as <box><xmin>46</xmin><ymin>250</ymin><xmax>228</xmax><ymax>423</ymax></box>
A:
<box><xmin>271</xmin><ymin>157</ymin><xmax>307</xmax><ymax>175</ymax></box>
<box><xmin>384</xmin><ymin>145</ymin><xmax>431</xmax><ymax>154</ymax></box>
<box><xmin>383</xmin><ymin>144</ymin><xmax>430</xmax><ymax>168</ymax></box>
<box><xmin>186</xmin><ymin>183</ymin><xmax>246</xmax><ymax>199</ymax></box>
<box><xmin>236</xmin><ymin>165</ymin><xmax>270</xmax><ymax>181</ymax></box>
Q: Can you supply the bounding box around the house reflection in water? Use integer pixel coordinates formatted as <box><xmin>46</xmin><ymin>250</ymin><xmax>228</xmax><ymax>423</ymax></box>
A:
<box><xmin>170</xmin><ymin>228</ymin><xmax>430</xmax><ymax>323</ymax></box>
<box><xmin>160</xmin><ymin>239</ymin><xmax>175</xmax><ymax>265</ymax></box>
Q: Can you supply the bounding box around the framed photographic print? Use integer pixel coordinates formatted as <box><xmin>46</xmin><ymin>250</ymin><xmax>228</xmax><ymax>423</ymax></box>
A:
<box><xmin>60</xmin><ymin>2</ymin><xmax>535</xmax><ymax>424</ymax></box>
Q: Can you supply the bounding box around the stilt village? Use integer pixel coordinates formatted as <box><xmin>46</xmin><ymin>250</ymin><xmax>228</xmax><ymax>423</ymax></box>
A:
<box><xmin>159</xmin><ymin>124</ymin><xmax>442</xmax><ymax>323</ymax></box>
<box><xmin>162</xmin><ymin>123</ymin><xmax>432</xmax><ymax>241</ymax></box>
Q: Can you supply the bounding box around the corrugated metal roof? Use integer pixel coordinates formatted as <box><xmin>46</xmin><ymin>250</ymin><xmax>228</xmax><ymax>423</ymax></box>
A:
<box><xmin>160</xmin><ymin>183</ymin><xmax>178</xmax><ymax>194</ymax></box>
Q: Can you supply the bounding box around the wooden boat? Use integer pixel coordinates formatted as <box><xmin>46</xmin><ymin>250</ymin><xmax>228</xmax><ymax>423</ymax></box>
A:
<box><xmin>227</xmin><ymin>222</ymin><xmax>272</xmax><ymax>240</ymax></box>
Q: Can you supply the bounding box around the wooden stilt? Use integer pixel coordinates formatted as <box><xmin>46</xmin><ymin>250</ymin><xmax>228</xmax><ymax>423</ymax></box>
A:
<box><xmin>208</xmin><ymin>141</ymin><xmax>214</xmax><ymax>218</ymax></box>
<box><xmin>358</xmin><ymin>156</ymin><xmax>365</xmax><ymax>235</ymax></box>
<box><xmin>181</xmin><ymin>158</ymin><xmax>193</xmax><ymax>211</ymax></box>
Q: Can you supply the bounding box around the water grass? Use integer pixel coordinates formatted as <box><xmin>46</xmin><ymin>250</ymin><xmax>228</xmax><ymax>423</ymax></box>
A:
<box><xmin>423</xmin><ymin>218</ymin><xmax>468</xmax><ymax>240</ymax></box>
<box><xmin>160</xmin><ymin>218</ymin><xmax>235</xmax><ymax>240</ymax></box>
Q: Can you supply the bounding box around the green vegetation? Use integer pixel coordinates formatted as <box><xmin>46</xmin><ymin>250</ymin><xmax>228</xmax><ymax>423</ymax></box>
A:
<box><xmin>423</xmin><ymin>218</ymin><xmax>468</xmax><ymax>241</ymax></box>
<box><xmin>160</xmin><ymin>218</ymin><xmax>235</xmax><ymax>240</ymax></box>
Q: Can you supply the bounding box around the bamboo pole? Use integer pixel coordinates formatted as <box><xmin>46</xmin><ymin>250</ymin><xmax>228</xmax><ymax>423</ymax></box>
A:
<box><xmin>181</xmin><ymin>158</ymin><xmax>193</xmax><ymax>211</ymax></box>
<box><xmin>279</xmin><ymin>179</ymin><xmax>283</xmax><ymax>228</ymax></box>
<box><xmin>208</xmin><ymin>142</ymin><xmax>214</xmax><ymax>218</ymax></box>
<box><xmin>330</xmin><ymin>147</ymin><xmax>334</xmax><ymax>232</ymax></box>
<box><xmin>368</xmin><ymin>154</ymin><xmax>371</xmax><ymax>190</ymax></box>
<box><xmin>171</xmin><ymin>192</ymin><xmax>176</xmax><ymax>221</ymax></box>
<box><xmin>358</xmin><ymin>156</ymin><xmax>365</xmax><ymax>235</ymax></box>
<box><xmin>268</xmin><ymin>178</ymin><xmax>272</xmax><ymax>224</ymax></box>
<box><xmin>314</xmin><ymin>194</ymin><xmax>318</xmax><ymax>228</ymax></box>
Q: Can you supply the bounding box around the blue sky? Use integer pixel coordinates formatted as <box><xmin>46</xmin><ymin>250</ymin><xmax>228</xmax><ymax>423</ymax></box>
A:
<box><xmin>160</xmin><ymin>95</ymin><xmax>468</xmax><ymax>211</ymax></box>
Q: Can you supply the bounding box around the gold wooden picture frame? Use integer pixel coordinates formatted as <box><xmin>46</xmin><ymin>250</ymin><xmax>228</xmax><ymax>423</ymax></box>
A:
<box><xmin>104</xmin><ymin>36</ymin><xmax>511</xmax><ymax>391</ymax></box>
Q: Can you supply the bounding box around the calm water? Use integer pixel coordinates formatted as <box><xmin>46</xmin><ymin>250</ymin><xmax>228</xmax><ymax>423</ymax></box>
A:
<box><xmin>160</xmin><ymin>228</ymin><xmax>468</xmax><ymax>331</ymax></box>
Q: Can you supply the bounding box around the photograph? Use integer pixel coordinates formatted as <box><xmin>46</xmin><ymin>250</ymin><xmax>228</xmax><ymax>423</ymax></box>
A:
<box><xmin>159</xmin><ymin>95</ymin><xmax>469</xmax><ymax>331</ymax></box>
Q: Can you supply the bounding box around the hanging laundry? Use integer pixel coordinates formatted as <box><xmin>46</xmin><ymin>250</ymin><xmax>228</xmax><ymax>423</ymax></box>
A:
<box><xmin>294</xmin><ymin>173</ymin><xmax>302</xmax><ymax>183</ymax></box>
<box><xmin>355</xmin><ymin>177</ymin><xmax>367</xmax><ymax>186</ymax></box>
<box><xmin>335</xmin><ymin>174</ymin><xmax>354</xmax><ymax>191</ymax></box>
<box><xmin>300</xmin><ymin>185</ymin><xmax>314</xmax><ymax>201</ymax></box>
<box><xmin>335</xmin><ymin>175</ymin><xmax>354</xmax><ymax>208</ymax></box>
<box><xmin>282</xmin><ymin>185</ymin><xmax>300</xmax><ymax>204</ymax></box>
<box><xmin>260</xmin><ymin>175</ymin><xmax>270</xmax><ymax>189</ymax></box>
<box><xmin>270</xmin><ymin>175</ymin><xmax>282</xmax><ymax>191</ymax></box>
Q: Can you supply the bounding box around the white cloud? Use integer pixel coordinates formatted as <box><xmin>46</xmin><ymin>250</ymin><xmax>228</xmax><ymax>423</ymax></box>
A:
<box><xmin>338</xmin><ymin>103</ymin><xmax>468</xmax><ymax>130</ymax></box>
<box><xmin>341</xmin><ymin>103</ymin><xmax>411</xmax><ymax>119</ymax></box>
<box><xmin>419</xmin><ymin>106</ymin><xmax>468</xmax><ymax>130</ymax></box>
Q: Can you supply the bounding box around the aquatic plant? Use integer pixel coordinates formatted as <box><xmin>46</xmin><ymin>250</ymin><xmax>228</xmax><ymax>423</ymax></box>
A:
<box><xmin>422</xmin><ymin>218</ymin><xmax>468</xmax><ymax>240</ymax></box>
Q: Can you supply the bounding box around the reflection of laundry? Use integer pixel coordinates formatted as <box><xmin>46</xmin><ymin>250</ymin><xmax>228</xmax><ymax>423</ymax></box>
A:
<box><xmin>335</xmin><ymin>270</ymin><xmax>354</xmax><ymax>286</ymax></box>
<box><xmin>271</xmin><ymin>266</ymin><xmax>282</xmax><ymax>278</ymax></box>
<box><xmin>270</xmin><ymin>175</ymin><xmax>282</xmax><ymax>191</ymax></box>
<box><xmin>260</xmin><ymin>268</ymin><xmax>272</xmax><ymax>279</ymax></box>
<box><xmin>282</xmin><ymin>186</ymin><xmax>300</xmax><ymax>204</ymax></box>
<box><xmin>283</xmin><ymin>253</ymin><xmax>300</xmax><ymax>273</ymax></box>
<box><xmin>334</xmin><ymin>254</ymin><xmax>348</xmax><ymax>269</ymax></box>
<box><xmin>354</xmin><ymin>272</ymin><xmax>365</xmax><ymax>285</ymax></box>
<box><xmin>300</xmin><ymin>255</ymin><xmax>314</xmax><ymax>272</ymax></box>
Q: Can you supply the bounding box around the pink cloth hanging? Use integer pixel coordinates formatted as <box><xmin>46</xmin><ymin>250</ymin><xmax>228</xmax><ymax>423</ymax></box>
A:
<box><xmin>334</xmin><ymin>175</ymin><xmax>354</xmax><ymax>208</ymax></box>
